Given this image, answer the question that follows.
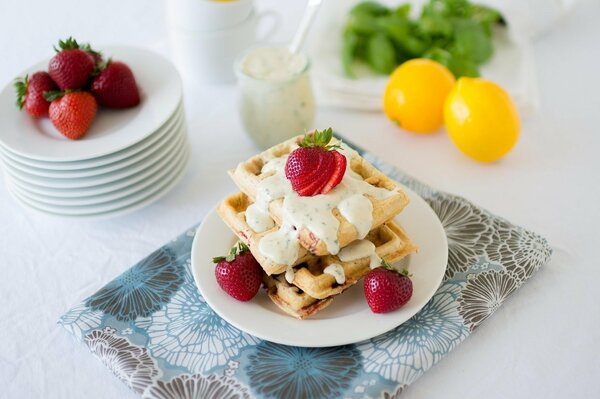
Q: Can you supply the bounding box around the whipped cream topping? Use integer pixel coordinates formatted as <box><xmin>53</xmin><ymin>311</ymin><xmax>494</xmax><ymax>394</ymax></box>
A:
<box><xmin>246</xmin><ymin>143</ymin><xmax>396</xmax><ymax>265</ymax></box>
<box><xmin>323</xmin><ymin>263</ymin><xmax>346</xmax><ymax>284</ymax></box>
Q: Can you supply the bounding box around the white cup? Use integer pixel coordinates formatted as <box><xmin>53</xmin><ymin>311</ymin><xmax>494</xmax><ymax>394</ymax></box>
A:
<box><xmin>166</xmin><ymin>0</ymin><xmax>254</xmax><ymax>32</ymax></box>
<box><xmin>168</xmin><ymin>10</ymin><xmax>279</xmax><ymax>84</ymax></box>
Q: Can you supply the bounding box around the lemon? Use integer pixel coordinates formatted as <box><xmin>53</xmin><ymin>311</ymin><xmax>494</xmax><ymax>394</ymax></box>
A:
<box><xmin>383</xmin><ymin>59</ymin><xmax>455</xmax><ymax>133</ymax></box>
<box><xmin>444</xmin><ymin>77</ymin><xmax>520</xmax><ymax>162</ymax></box>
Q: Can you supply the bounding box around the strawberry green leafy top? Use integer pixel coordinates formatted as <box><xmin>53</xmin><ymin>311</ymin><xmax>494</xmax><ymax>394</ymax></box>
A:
<box><xmin>212</xmin><ymin>242</ymin><xmax>250</xmax><ymax>263</ymax></box>
<box><xmin>298</xmin><ymin>128</ymin><xmax>342</xmax><ymax>150</ymax></box>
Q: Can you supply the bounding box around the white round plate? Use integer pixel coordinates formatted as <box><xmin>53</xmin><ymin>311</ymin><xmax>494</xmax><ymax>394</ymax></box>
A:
<box><xmin>0</xmin><ymin>46</ymin><xmax>182</xmax><ymax>162</ymax></box>
<box><xmin>191</xmin><ymin>185</ymin><xmax>448</xmax><ymax>347</ymax></box>
<box><xmin>9</xmin><ymin>134</ymin><xmax>186</xmax><ymax>206</ymax></box>
<box><xmin>7</xmin><ymin>128</ymin><xmax>185</xmax><ymax>198</ymax></box>
<box><xmin>0</xmin><ymin>104</ymin><xmax>183</xmax><ymax>176</ymax></box>
<box><xmin>6</xmin><ymin>142</ymin><xmax>189</xmax><ymax>218</ymax></box>
<box><xmin>2</xmin><ymin>118</ymin><xmax>185</xmax><ymax>189</ymax></box>
<box><xmin>0</xmin><ymin>103</ymin><xmax>183</xmax><ymax>171</ymax></box>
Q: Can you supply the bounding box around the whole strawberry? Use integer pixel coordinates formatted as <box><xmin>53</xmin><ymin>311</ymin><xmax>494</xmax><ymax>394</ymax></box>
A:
<box><xmin>285</xmin><ymin>128</ymin><xmax>347</xmax><ymax>196</ymax></box>
<box><xmin>364</xmin><ymin>261</ymin><xmax>413</xmax><ymax>313</ymax></box>
<box><xmin>45</xmin><ymin>91</ymin><xmax>97</xmax><ymax>140</ymax></box>
<box><xmin>213</xmin><ymin>242</ymin><xmax>262</xmax><ymax>301</ymax></box>
<box><xmin>14</xmin><ymin>72</ymin><xmax>57</xmax><ymax>117</ymax></box>
<box><xmin>91</xmin><ymin>60</ymin><xmax>140</xmax><ymax>108</ymax></box>
<box><xmin>48</xmin><ymin>37</ymin><xmax>96</xmax><ymax>90</ymax></box>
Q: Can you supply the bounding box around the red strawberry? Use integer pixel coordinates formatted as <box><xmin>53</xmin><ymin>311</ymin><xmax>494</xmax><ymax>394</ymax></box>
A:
<box><xmin>48</xmin><ymin>37</ymin><xmax>96</xmax><ymax>90</ymax></box>
<box><xmin>285</xmin><ymin>128</ymin><xmax>347</xmax><ymax>196</ymax></box>
<box><xmin>213</xmin><ymin>242</ymin><xmax>262</xmax><ymax>301</ymax></box>
<box><xmin>14</xmin><ymin>72</ymin><xmax>57</xmax><ymax>117</ymax></box>
<box><xmin>90</xmin><ymin>60</ymin><xmax>140</xmax><ymax>108</ymax></box>
<box><xmin>45</xmin><ymin>91</ymin><xmax>97</xmax><ymax>140</ymax></box>
<box><xmin>364</xmin><ymin>261</ymin><xmax>413</xmax><ymax>313</ymax></box>
<box><xmin>321</xmin><ymin>150</ymin><xmax>347</xmax><ymax>194</ymax></box>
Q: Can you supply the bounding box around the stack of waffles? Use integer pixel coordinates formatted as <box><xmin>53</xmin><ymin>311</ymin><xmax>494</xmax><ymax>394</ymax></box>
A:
<box><xmin>217</xmin><ymin>135</ymin><xmax>418</xmax><ymax>319</ymax></box>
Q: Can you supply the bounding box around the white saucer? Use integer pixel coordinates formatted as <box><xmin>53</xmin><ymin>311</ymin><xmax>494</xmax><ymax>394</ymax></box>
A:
<box><xmin>6</xmin><ymin>141</ymin><xmax>189</xmax><ymax>218</ymax></box>
<box><xmin>191</xmin><ymin>185</ymin><xmax>448</xmax><ymax>347</ymax></box>
<box><xmin>0</xmin><ymin>46</ymin><xmax>182</xmax><ymax>162</ymax></box>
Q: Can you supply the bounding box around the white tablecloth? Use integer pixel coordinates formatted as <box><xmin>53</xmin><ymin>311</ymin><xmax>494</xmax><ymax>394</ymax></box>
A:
<box><xmin>1</xmin><ymin>1</ymin><xmax>599</xmax><ymax>398</ymax></box>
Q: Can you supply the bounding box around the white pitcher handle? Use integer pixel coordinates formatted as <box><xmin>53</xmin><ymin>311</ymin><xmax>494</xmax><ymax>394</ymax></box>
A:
<box><xmin>255</xmin><ymin>10</ymin><xmax>281</xmax><ymax>42</ymax></box>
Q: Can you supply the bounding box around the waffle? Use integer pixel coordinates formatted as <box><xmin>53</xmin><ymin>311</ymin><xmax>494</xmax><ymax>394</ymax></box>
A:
<box><xmin>262</xmin><ymin>222</ymin><xmax>418</xmax><ymax>318</ymax></box>
<box><xmin>291</xmin><ymin>222</ymin><xmax>418</xmax><ymax>299</ymax></box>
<box><xmin>229</xmin><ymin>135</ymin><xmax>410</xmax><ymax>256</ymax></box>
<box><xmin>217</xmin><ymin>191</ymin><xmax>313</xmax><ymax>275</ymax></box>
<box><xmin>262</xmin><ymin>271</ymin><xmax>333</xmax><ymax>320</ymax></box>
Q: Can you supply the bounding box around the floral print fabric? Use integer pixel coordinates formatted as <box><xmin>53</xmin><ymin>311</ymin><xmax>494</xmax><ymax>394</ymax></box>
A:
<box><xmin>59</xmin><ymin>146</ymin><xmax>552</xmax><ymax>399</ymax></box>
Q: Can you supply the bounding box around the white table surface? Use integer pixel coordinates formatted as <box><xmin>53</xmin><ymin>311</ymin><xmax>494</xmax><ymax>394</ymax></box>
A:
<box><xmin>1</xmin><ymin>1</ymin><xmax>599</xmax><ymax>398</ymax></box>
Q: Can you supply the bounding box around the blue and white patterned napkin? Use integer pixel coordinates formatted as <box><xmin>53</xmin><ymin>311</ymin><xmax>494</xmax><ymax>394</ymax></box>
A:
<box><xmin>59</xmin><ymin>142</ymin><xmax>552</xmax><ymax>399</ymax></box>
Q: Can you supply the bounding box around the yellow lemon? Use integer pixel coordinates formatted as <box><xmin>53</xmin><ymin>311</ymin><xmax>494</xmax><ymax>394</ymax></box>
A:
<box><xmin>444</xmin><ymin>77</ymin><xmax>520</xmax><ymax>162</ymax></box>
<box><xmin>383</xmin><ymin>59</ymin><xmax>456</xmax><ymax>133</ymax></box>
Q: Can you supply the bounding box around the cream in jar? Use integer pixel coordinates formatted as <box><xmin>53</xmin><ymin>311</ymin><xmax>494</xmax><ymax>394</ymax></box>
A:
<box><xmin>235</xmin><ymin>46</ymin><xmax>315</xmax><ymax>149</ymax></box>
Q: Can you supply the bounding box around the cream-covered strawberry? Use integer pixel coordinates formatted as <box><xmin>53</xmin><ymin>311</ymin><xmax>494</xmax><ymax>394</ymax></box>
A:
<box><xmin>284</xmin><ymin>128</ymin><xmax>347</xmax><ymax>196</ymax></box>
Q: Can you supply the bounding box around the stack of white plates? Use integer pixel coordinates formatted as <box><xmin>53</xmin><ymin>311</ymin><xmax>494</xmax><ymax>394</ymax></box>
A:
<box><xmin>0</xmin><ymin>46</ymin><xmax>188</xmax><ymax>219</ymax></box>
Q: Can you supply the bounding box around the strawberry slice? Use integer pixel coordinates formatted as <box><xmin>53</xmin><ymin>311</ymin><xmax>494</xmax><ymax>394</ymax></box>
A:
<box><xmin>298</xmin><ymin>152</ymin><xmax>335</xmax><ymax>197</ymax></box>
<box><xmin>320</xmin><ymin>150</ymin><xmax>347</xmax><ymax>194</ymax></box>
<box><xmin>292</xmin><ymin>150</ymin><xmax>334</xmax><ymax>193</ymax></box>
<box><xmin>285</xmin><ymin>128</ymin><xmax>347</xmax><ymax>197</ymax></box>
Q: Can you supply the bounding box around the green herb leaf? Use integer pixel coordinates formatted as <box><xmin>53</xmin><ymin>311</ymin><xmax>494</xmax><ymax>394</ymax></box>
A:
<box><xmin>452</xmin><ymin>18</ymin><xmax>493</xmax><ymax>63</ymax></box>
<box><xmin>340</xmin><ymin>0</ymin><xmax>503</xmax><ymax>78</ymax></box>
<box><xmin>350</xmin><ymin>1</ymin><xmax>390</xmax><ymax>17</ymax></box>
<box><xmin>366</xmin><ymin>33</ymin><xmax>396</xmax><ymax>74</ymax></box>
<box><xmin>341</xmin><ymin>30</ymin><xmax>360</xmax><ymax>78</ymax></box>
<box><xmin>345</xmin><ymin>13</ymin><xmax>381</xmax><ymax>35</ymax></box>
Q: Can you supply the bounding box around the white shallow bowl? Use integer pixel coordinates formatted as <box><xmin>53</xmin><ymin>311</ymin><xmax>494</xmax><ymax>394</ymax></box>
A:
<box><xmin>5</xmin><ymin>142</ymin><xmax>189</xmax><ymax>218</ymax></box>
<box><xmin>191</xmin><ymin>185</ymin><xmax>448</xmax><ymax>347</ymax></box>
<box><xmin>0</xmin><ymin>105</ymin><xmax>184</xmax><ymax>177</ymax></box>
<box><xmin>0</xmin><ymin>46</ymin><xmax>182</xmax><ymax>162</ymax></box>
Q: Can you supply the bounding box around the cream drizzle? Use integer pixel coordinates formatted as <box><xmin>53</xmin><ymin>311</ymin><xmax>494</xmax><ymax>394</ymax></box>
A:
<box><xmin>285</xmin><ymin>266</ymin><xmax>296</xmax><ymax>284</ymax></box>
<box><xmin>338</xmin><ymin>239</ymin><xmax>381</xmax><ymax>269</ymax></box>
<box><xmin>258</xmin><ymin>223</ymin><xmax>299</xmax><ymax>266</ymax></box>
<box><xmin>323</xmin><ymin>263</ymin><xmax>346</xmax><ymax>284</ymax></box>
<box><xmin>251</xmin><ymin>143</ymin><xmax>396</xmax><ymax>264</ymax></box>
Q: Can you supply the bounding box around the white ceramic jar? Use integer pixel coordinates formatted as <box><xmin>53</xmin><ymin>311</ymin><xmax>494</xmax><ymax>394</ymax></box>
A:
<box><xmin>235</xmin><ymin>46</ymin><xmax>316</xmax><ymax>149</ymax></box>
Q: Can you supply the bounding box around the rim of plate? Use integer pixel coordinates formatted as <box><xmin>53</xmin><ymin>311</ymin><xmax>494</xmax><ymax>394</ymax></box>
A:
<box><xmin>0</xmin><ymin>104</ymin><xmax>184</xmax><ymax>175</ymax></box>
<box><xmin>191</xmin><ymin>185</ymin><xmax>448</xmax><ymax>347</ymax></box>
<box><xmin>0</xmin><ymin>46</ymin><xmax>182</xmax><ymax>162</ymax></box>
<box><xmin>0</xmin><ymin>102</ymin><xmax>184</xmax><ymax>170</ymax></box>
<box><xmin>2</xmin><ymin>118</ymin><xmax>186</xmax><ymax>189</ymax></box>
<box><xmin>7</xmin><ymin>135</ymin><xmax>188</xmax><ymax>207</ymax></box>
<box><xmin>7</xmin><ymin>125</ymin><xmax>187</xmax><ymax>197</ymax></box>
<box><xmin>6</xmin><ymin>141</ymin><xmax>189</xmax><ymax>218</ymax></box>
